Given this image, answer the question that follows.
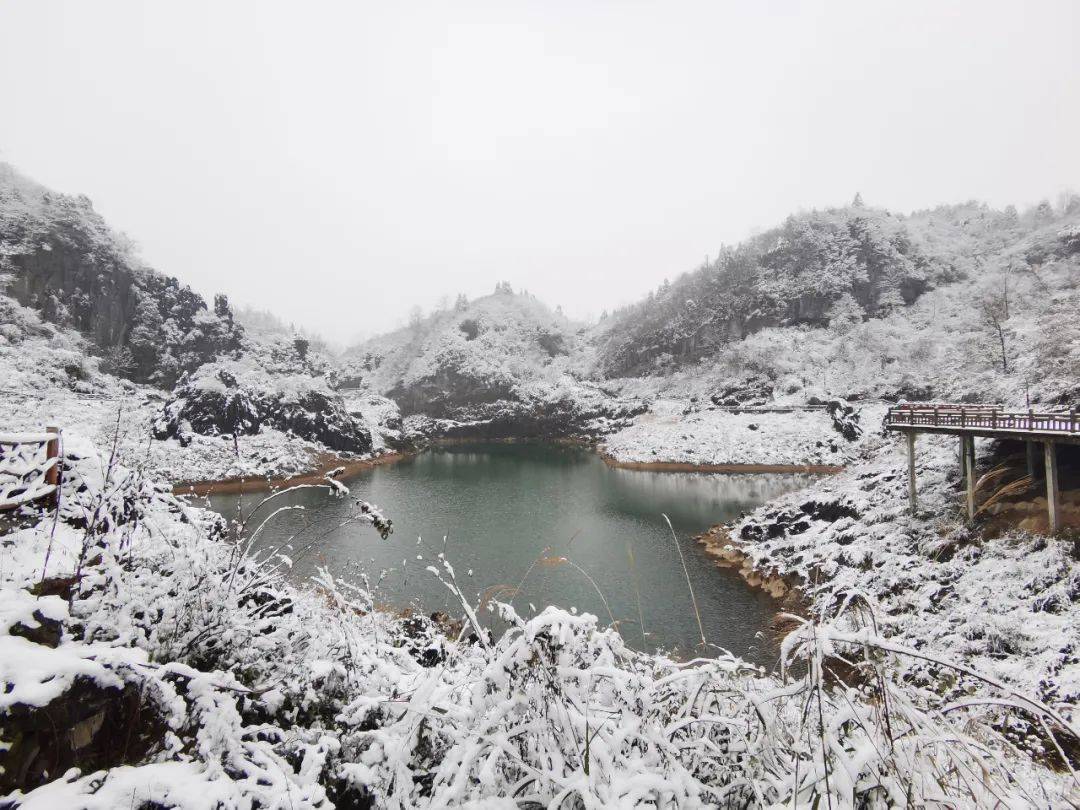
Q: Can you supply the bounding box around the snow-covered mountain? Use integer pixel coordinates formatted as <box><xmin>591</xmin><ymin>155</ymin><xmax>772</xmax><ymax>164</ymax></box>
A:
<box><xmin>594</xmin><ymin>199</ymin><xmax>1080</xmax><ymax>392</ymax></box>
<box><xmin>0</xmin><ymin>164</ymin><xmax>396</xmax><ymax>479</ymax></box>
<box><xmin>349</xmin><ymin>288</ymin><xmax>586</xmax><ymax>413</ymax></box>
<box><xmin>335</xmin><ymin>196</ymin><xmax>1080</xmax><ymax>467</ymax></box>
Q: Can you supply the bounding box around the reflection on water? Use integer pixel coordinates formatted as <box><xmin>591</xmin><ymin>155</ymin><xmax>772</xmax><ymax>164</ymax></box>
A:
<box><xmin>205</xmin><ymin>443</ymin><xmax>815</xmax><ymax>662</ymax></box>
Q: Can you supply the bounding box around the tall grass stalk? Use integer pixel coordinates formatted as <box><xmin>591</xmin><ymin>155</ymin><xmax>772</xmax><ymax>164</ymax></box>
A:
<box><xmin>662</xmin><ymin>513</ymin><xmax>706</xmax><ymax>650</ymax></box>
<box><xmin>627</xmin><ymin>543</ymin><xmax>646</xmax><ymax>648</ymax></box>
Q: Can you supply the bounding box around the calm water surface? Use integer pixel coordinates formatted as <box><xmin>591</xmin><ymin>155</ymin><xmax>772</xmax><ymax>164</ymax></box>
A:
<box><xmin>207</xmin><ymin>443</ymin><xmax>812</xmax><ymax>661</ymax></box>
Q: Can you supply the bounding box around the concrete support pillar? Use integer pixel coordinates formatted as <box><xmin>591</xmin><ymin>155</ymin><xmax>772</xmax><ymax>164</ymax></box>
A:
<box><xmin>907</xmin><ymin>432</ymin><xmax>917</xmax><ymax>515</ymax></box>
<box><xmin>963</xmin><ymin>435</ymin><xmax>976</xmax><ymax>521</ymax></box>
<box><xmin>1045</xmin><ymin>441</ymin><xmax>1060</xmax><ymax>533</ymax></box>
<box><xmin>958</xmin><ymin>437</ymin><xmax>966</xmax><ymax>487</ymax></box>
<box><xmin>1023</xmin><ymin>444</ymin><xmax>1041</xmax><ymax>481</ymax></box>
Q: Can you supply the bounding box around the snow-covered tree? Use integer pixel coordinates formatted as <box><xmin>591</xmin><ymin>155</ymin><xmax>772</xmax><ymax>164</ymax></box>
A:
<box><xmin>826</xmin><ymin>292</ymin><xmax>863</xmax><ymax>333</ymax></box>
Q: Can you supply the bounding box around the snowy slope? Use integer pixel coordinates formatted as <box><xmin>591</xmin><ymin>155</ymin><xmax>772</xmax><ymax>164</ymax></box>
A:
<box><xmin>350</xmin><ymin>290</ymin><xmax>587</xmax><ymax>410</ymax></box>
<box><xmin>602</xmin><ymin>399</ymin><xmax>887</xmax><ymax>467</ymax></box>
<box><xmin>347</xmin><ymin>290</ymin><xmax>643</xmax><ymax>438</ymax></box>
<box><xmin>708</xmin><ymin>430</ymin><xmax>1080</xmax><ymax>726</ymax></box>
<box><xmin>0</xmin><ymin>292</ymin><xmax>396</xmax><ymax>483</ymax></box>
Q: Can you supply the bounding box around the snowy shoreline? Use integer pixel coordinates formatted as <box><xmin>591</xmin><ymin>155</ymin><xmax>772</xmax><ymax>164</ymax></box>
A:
<box><xmin>701</xmin><ymin>430</ymin><xmax>1080</xmax><ymax>717</ymax></box>
<box><xmin>172</xmin><ymin>448</ymin><xmax>412</xmax><ymax>497</ymax></box>
<box><xmin>598</xmin><ymin>398</ymin><xmax>883</xmax><ymax>468</ymax></box>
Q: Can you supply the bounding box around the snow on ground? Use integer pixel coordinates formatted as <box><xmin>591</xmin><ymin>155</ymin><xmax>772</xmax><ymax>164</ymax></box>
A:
<box><xmin>1</xmin><ymin>431</ymin><xmax>1073</xmax><ymax>807</ymax></box>
<box><xmin>601</xmin><ymin>398</ymin><xmax>886</xmax><ymax>466</ymax></box>
<box><xmin>716</xmin><ymin>430</ymin><xmax>1080</xmax><ymax>724</ymax></box>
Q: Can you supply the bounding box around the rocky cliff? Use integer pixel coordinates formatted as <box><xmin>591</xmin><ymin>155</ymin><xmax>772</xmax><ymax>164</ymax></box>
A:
<box><xmin>0</xmin><ymin>163</ymin><xmax>242</xmax><ymax>387</ymax></box>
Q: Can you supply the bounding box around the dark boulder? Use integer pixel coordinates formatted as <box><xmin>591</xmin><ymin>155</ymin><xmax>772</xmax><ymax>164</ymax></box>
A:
<box><xmin>886</xmin><ymin>375</ymin><xmax>934</xmax><ymax>403</ymax></box>
<box><xmin>7</xmin><ymin>609</ymin><xmax>63</xmax><ymax>648</ymax></box>
<box><xmin>0</xmin><ymin>676</ymin><xmax>166</xmax><ymax>795</ymax></box>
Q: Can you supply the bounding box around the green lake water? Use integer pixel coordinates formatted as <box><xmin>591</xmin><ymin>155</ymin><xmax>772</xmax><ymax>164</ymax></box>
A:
<box><xmin>207</xmin><ymin>443</ymin><xmax>813</xmax><ymax>661</ymax></box>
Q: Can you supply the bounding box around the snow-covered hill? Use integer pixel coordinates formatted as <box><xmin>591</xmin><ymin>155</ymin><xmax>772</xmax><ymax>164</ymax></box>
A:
<box><xmin>350</xmin><ymin>288</ymin><xmax>585</xmax><ymax>411</ymax></box>
<box><xmin>5</xmin><ymin>160</ymin><xmax>1079</xmax><ymax>475</ymax></box>
<box><xmin>592</xmin><ymin>199</ymin><xmax>1078</xmax><ymax>380</ymax></box>
<box><xmin>347</xmin><ymin>288</ymin><xmax>643</xmax><ymax>438</ymax></box>
<box><xmin>0</xmin><ymin>291</ymin><xmax>395</xmax><ymax>483</ymax></box>
<box><xmin>0</xmin><ymin>164</ymin><xmax>406</xmax><ymax>479</ymax></box>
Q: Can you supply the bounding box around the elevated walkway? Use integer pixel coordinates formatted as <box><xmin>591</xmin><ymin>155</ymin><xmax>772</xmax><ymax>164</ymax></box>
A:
<box><xmin>885</xmin><ymin>404</ymin><xmax>1077</xmax><ymax>531</ymax></box>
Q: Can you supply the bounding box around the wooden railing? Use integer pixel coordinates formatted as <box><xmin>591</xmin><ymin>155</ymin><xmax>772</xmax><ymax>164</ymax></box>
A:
<box><xmin>0</xmin><ymin>428</ymin><xmax>61</xmax><ymax>511</ymax></box>
<box><xmin>886</xmin><ymin>404</ymin><xmax>1079</xmax><ymax>435</ymax></box>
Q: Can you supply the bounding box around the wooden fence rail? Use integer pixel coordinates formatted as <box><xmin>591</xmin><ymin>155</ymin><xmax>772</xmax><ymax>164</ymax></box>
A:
<box><xmin>0</xmin><ymin>427</ymin><xmax>61</xmax><ymax>511</ymax></box>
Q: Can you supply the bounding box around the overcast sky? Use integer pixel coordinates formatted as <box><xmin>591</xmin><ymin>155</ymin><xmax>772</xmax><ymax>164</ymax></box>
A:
<box><xmin>2</xmin><ymin>2</ymin><xmax>1078</xmax><ymax>343</ymax></box>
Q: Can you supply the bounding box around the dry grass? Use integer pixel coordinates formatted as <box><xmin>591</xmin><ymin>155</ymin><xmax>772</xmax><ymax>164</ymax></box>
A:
<box><xmin>973</xmin><ymin>462</ymin><xmax>1017</xmax><ymax>497</ymax></box>
<box><xmin>974</xmin><ymin>475</ymin><xmax>1036</xmax><ymax>519</ymax></box>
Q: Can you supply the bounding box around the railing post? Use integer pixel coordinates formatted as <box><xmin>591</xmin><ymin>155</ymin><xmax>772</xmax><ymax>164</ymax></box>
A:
<box><xmin>45</xmin><ymin>426</ymin><xmax>61</xmax><ymax>508</ymax></box>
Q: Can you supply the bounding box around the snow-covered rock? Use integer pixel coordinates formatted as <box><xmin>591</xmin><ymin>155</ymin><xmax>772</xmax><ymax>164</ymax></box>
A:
<box><xmin>154</xmin><ymin>360</ymin><xmax>373</xmax><ymax>455</ymax></box>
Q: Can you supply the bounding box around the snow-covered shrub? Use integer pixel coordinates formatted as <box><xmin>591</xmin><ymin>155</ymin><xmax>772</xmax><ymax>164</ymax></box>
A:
<box><xmin>2</xmin><ymin>432</ymin><xmax>1076</xmax><ymax>806</ymax></box>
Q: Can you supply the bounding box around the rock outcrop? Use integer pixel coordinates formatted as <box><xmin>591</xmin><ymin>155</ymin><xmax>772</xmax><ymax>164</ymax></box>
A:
<box><xmin>153</xmin><ymin>365</ymin><xmax>372</xmax><ymax>454</ymax></box>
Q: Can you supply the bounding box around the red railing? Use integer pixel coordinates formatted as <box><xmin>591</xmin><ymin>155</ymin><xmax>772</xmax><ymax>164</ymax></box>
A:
<box><xmin>886</xmin><ymin>404</ymin><xmax>1079</xmax><ymax>435</ymax></box>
